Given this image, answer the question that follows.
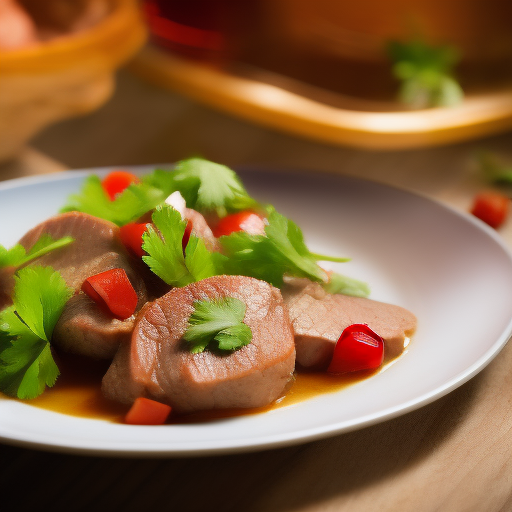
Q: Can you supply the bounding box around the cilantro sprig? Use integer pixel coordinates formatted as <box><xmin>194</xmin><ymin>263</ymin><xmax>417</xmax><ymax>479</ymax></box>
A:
<box><xmin>171</xmin><ymin>158</ymin><xmax>258</xmax><ymax>216</ymax></box>
<box><xmin>142</xmin><ymin>205</ymin><xmax>218</xmax><ymax>287</ymax></box>
<box><xmin>183</xmin><ymin>297</ymin><xmax>252</xmax><ymax>353</ymax></box>
<box><xmin>388</xmin><ymin>40</ymin><xmax>463</xmax><ymax>108</ymax></box>
<box><xmin>0</xmin><ymin>234</ymin><xmax>74</xmax><ymax>269</ymax></box>
<box><xmin>0</xmin><ymin>266</ymin><xmax>73</xmax><ymax>399</ymax></box>
<box><xmin>218</xmin><ymin>210</ymin><xmax>348</xmax><ymax>288</ymax></box>
<box><xmin>60</xmin><ymin>159</ymin><xmax>258</xmax><ymax>225</ymax></box>
<box><xmin>60</xmin><ymin>170</ymin><xmax>175</xmax><ymax>226</ymax></box>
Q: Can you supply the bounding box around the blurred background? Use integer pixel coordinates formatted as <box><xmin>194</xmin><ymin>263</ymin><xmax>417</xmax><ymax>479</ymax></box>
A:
<box><xmin>1</xmin><ymin>0</ymin><xmax>512</xmax><ymax>196</ymax></box>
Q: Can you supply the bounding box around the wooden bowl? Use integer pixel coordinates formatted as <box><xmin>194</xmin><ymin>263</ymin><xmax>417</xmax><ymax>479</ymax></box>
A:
<box><xmin>0</xmin><ymin>0</ymin><xmax>146</xmax><ymax>162</ymax></box>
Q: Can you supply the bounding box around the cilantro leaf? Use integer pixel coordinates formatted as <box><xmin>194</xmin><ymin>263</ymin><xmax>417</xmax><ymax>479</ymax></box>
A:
<box><xmin>217</xmin><ymin>231</ymin><xmax>287</xmax><ymax>287</ymax></box>
<box><xmin>183</xmin><ymin>297</ymin><xmax>252</xmax><ymax>353</ymax></box>
<box><xmin>60</xmin><ymin>171</ymin><xmax>175</xmax><ymax>226</ymax></box>
<box><xmin>0</xmin><ymin>245</ymin><xmax>24</xmax><ymax>268</ymax></box>
<box><xmin>0</xmin><ymin>234</ymin><xmax>74</xmax><ymax>269</ymax></box>
<box><xmin>142</xmin><ymin>205</ymin><xmax>217</xmax><ymax>287</ymax></box>
<box><xmin>15</xmin><ymin>266</ymin><xmax>73</xmax><ymax>341</ymax></box>
<box><xmin>388</xmin><ymin>40</ymin><xmax>463</xmax><ymax>108</ymax></box>
<box><xmin>0</xmin><ymin>329</ymin><xmax>58</xmax><ymax>399</ymax></box>
<box><xmin>323</xmin><ymin>272</ymin><xmax>370</xmax><ymax>298</ymax></box>
<box><xmin>171</xmin><ymin>158</ymin><xmax>257</xmax><ymax>215</ymax></box>
<box><xmin>0</xmin><ymin>266</ymin><xmax>72</xmax><ymax>399</ymax></box>
<box><xmin>219</xmin><ymin>210</ymin><xmax>329</xmax><ymax>287</ymax></box>
<box><xmin>265</xmin><ymin>211</ymin><xmax>329</xmax><ymax>282</ymax></box>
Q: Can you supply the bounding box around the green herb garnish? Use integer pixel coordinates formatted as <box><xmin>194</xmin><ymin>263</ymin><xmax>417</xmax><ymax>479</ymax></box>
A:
<box><xmin>218</xmin><ymin>209</ymin><xmax>347</xmax><ymax>287</ymax></box>
<box><xmin>322</xmin><ymin>272</ymin><xmax>370</xmax><ymax>298</ymax></box>
<box><xmin>171</xmin><ymin>158</ymin><xmax>258</xmax><ymax>216</ymax></box>
<box><xmin>60</xmin><ymin>159</ymin><xmax>258</xmax><ymax>224</ymax></box>
<box><xmin>142</xmin><ymin>205</ymin><xmax>217</xmax><ymax>287</ymax></box>
<box><xmin>388</xmin><ymin>40</ymin><xmax>463</xmax><ymax>108</ymax></box>
<box><xmin>183</xmin><ymin>297</ymin><xmax>252</xmax><ymax>353</ymax></box>
<box><xmin>0</xmin><ymin>234</ymin><xmax>74</xmax><ymax>269</ymax></box>
<box><xmin>0</xmin><ymin>266</ymin><xmax>73</xmax><ymax>399</ymax></box>
<box><xmin>60</xmin><ymin>170</ymin><xmax>174</xmax><ymax>226</ymax></box>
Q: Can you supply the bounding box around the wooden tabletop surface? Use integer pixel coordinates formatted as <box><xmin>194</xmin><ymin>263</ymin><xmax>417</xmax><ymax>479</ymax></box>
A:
<box><xmin>2</xmin><ymin>68</ymin><xmax>512</xmax><ymax>512</ymax></box>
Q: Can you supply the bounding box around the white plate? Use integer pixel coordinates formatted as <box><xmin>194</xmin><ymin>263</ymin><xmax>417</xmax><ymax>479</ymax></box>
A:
<box><xmin>1</xmin><ymin>167</ymin><xmax>512</xmax><ymax>457</ymax></box>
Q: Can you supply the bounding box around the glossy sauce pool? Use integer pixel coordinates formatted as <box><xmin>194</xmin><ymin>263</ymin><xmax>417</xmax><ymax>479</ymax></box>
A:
<box><xmin>13</xmin><ymin>350</ymin><xmax>405</xmax><ymax>424</ymax></box>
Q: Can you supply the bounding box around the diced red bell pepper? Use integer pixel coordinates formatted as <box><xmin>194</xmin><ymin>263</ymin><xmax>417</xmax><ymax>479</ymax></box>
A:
<box><xmin>213</xmin><ymin>211</ymin><xmax>266</xmax><ymax>238</ymax></box>
<box><xmin>327</xmin><ymin>324</ymin><xmax>384</xmax><ymax>374</ymax></box>
<box><xmin>470</xmin><ymin>191</ymin><xmax>510</xmax><ymax>229</ymax></box>
<box><xmin>120</xmin><ymin>222</ymin><xmax>149</xmax><ymax>258</ymax></box>
<box><xmin>125</xmin><ymin>397</ymin><xmax>172</xmax><ymax>425</ymax></box>
<box><xmin>81</xmin><ymin>268</ymin><xmax>138</xmax><ymax>320</ymax></box>
<box><xmin>102</xmin><ymin>171</ymin><xmax>140</xmax><ymax>201</ymax></box>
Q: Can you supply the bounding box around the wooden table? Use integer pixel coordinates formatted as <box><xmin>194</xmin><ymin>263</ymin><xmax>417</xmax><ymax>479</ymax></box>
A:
<box><xmin>2</xmin><ymin>69</ymin><xmax>512</xmax><ymax>512</ymax></box>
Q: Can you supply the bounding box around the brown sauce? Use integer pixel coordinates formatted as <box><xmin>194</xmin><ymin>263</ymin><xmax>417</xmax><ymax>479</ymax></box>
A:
<box><xmin>9</xmin><ymin>349</ymin><xmax>405</xmax><ymax>424</ymax></box>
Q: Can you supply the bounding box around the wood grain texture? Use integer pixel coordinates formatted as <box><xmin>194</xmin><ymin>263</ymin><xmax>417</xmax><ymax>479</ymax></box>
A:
<box><xmin>2</xmin><ymin>70</ymin><xmax>512</xmax><ymax>512</ymax></box>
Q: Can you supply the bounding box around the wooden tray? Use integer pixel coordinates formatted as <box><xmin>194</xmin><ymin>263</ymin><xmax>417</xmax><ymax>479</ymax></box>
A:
<box><xmin>131</xmin><ymin>44</ymin><xmax>512</xmax><ymax>150</ymax></box>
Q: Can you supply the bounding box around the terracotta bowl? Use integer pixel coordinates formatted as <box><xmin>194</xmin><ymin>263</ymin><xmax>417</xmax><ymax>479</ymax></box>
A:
<box><xmin>0</xmin><ymin>0</ymin><xmax>146</xmax><ymax>162</ymax></box>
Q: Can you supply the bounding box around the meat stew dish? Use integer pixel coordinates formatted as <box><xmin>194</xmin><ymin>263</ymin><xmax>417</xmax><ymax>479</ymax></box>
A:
<box><xmin>0</xmin><ymin>160</ymin><xmax>416</xmax><ymax>425</ymax></box>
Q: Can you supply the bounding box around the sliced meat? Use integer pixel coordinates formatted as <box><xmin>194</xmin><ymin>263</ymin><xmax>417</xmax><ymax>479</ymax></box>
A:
<box><xmin>19</xmin><ymin>211</ymin><xmax>149</xmax><ymax>358</ymax></box>
<box><xmin>102</xmin><ymin>275</ymin><xmax>296</xmax><ymax>413</ymax></box>
<box><xmin>282</xmin><ymin>278</ymin><xmax>417</xmax><ymax>370</ymax></box>
<box><xmin>54</xmin><ymin>292</ymin><xmax>136</xmax><ymax>359</ymax></box>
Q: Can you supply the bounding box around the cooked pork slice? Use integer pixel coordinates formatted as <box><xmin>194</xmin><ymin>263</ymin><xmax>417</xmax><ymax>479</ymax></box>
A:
<box><xmin>54</xmin><ymin>292</ymin><xmax>136</xmax><ymax>359</ymax></box>
<box><xmin>282</xmin><ymin>278</ymin><xmax>417</xmax><ymax>369</ymax></box>
<box><xmin>102</xmin><ymin>275</ymin><xmax>296</xmax><ymax>413</ymax></box>
<box><xmin>19</xmin><ymin>211</ymin><xmax>149</xmax><ymax>358</ymax></box>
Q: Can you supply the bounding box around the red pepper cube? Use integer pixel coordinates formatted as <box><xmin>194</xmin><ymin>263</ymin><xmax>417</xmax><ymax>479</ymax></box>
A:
<box><xmin>81</xmin><ymin>268</ymin><xmax>138</xmax><ymax>320</ymax></box>
<box><xmin>327</xmin><ymin>324</ymin><xmax>384</xmax><ymax>374</ymax></box>
<box><xmin>102</xmin><ymin>170</ymin><xmax>140</xmax><ymax>201</ymax></box>
<box><xmin>120</xmin><ymin>222</ymin><xmax>150</xmax><ymax>258</ymax></box>
<box><xmin>125</xmin><ymin>397</ymin><xmax>172</xmax><ymax>425</ymax></box>
<box><xmin>213</xmin><ymin>211</ymin><xmax>266</xmax><ymax>238</ymax></box>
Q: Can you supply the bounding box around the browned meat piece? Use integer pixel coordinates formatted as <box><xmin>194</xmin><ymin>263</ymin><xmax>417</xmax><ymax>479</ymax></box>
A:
<box><xmin>54</xmin><ymin>292</ymin><xmax>137</xmax><ymax>359</ymax></box>
<box><xmin>282</xmin><ymin>278</ymin><xmax>417</xmax><ymax>370</ymax></box>
<box><xmin>184</xmin><ymin>207</ymin><xmax>221</xmax><ymax>252</ymax></box>
<box><xmin>102</xmin><ymin>275</ymin><xmax>296</xmax><ymax>413</ymax></box>
<box><xmin>0</xmin><ymin>266</ymin><xmax>15</xmax><ymax>310</ymax></box>
<box><xmin>19</xmin><ymin>211</ymin><xmax>149</xmax><ymax>358</ymax></box>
